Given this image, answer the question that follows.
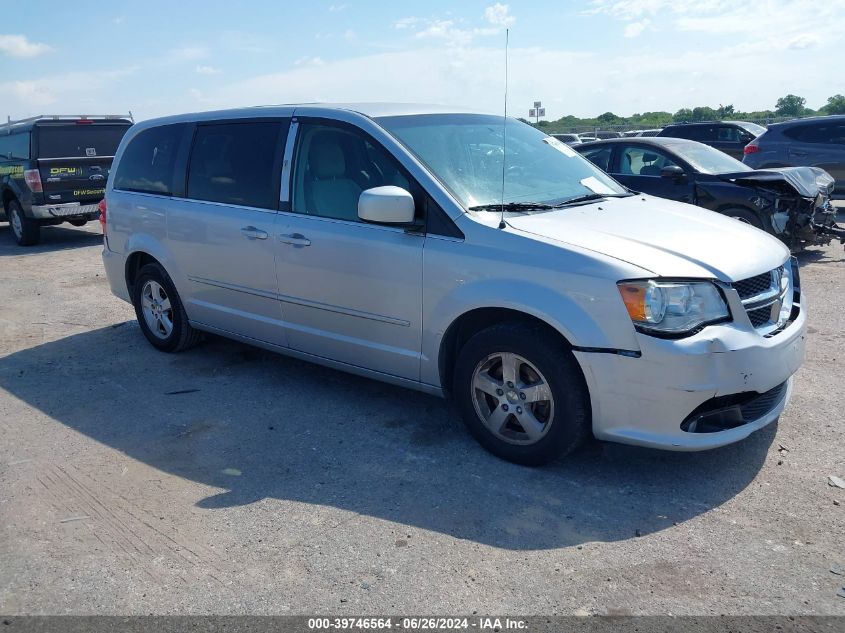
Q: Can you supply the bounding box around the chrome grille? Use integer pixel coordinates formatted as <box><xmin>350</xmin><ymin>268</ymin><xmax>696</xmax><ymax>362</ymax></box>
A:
<box><xmin>735</xmin><ymin>271</ymin><xmax>776</xmax><ymax>300</ymax></box>
<box><xmin>733</xmin><ymin>266</ymin><xmax>790</xmax><ymax>332</ymax></box>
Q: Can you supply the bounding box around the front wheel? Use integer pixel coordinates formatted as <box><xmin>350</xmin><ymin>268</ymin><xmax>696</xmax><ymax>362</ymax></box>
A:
<box><xmin>452</xmin><ymin>322</ymin><xmax>591</xmax><ymax>466</ymax></box>
<box><xmin>132</xmin><ymin>263</ymin><xmax>202</xmax><ymax>352</ymax></box>
<box><xmin>723</xmin><ymin>207</ymin><xmax>763</xmax><ymax>230</ymax></box>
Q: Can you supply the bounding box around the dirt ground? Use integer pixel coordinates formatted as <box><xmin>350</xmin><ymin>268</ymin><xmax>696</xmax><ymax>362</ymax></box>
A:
<box><xmin>0</xmin><ymin>219</ymin><xmax>843</xmax><ymax>615</ymax></box>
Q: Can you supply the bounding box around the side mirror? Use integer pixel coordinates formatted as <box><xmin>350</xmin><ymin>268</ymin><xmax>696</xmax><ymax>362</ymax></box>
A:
<box><xmin>358</xmin><ymin>186</ymin><xmax>415</xmax><ymax>224</ymax></box>
<box><xmin>660</xmin><ymin>165</ymin><xmax>685</xmax><ymax>179</ymax></box>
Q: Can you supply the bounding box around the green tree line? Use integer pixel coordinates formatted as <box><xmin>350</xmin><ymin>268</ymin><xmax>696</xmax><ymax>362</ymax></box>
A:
<box><xmin>528</xmin><ymin>94</ymin><xmax>845</xmax><ymax>132</ymax></box>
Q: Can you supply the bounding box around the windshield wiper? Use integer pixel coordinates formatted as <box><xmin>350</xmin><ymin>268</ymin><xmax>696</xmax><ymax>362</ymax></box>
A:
<box><xmin>554</xmin><ymin>192</ymin><xmax>632</xmax><ymax>207</ymax></box>
<box><xmin>468</xmin><ymin>202</ymin><xmax>555</xmax><ymax>211</ymax></box>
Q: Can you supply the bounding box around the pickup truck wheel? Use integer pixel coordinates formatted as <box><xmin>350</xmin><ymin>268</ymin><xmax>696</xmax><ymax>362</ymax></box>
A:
<box><xmin>68</xmin><ymin>219</ymin><xmax>88</xmax><ymax>227</ymax></box>
<box><xmin>132</xmin><ymin>263</ymin><xmax>202</xmax><ymax>352</ymax></box>
<box><xmin>723</xmin><ymin>207</ymin><xmax>763</xmax><ymax>230</ymax></box>
<box><xmin>453</xmin><ymin>322</ymin><xmax>590</xmax><ymax>466</ymax></box>
<box><xmin>7</xmin><ymin>201</ymin><xmax>40</xmax><ymax>246</ymax></box>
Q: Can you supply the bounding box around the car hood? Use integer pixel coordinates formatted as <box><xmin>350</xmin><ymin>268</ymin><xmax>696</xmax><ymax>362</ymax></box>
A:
<box><xmin>505</xmin><ymin>195</ymin><xmax>789</xmax><ymax>281</ymax></box>
<box><xmin>717</xmin><ymin>166</ymin><xmax>835</xmax><ymax>198</ymax></box>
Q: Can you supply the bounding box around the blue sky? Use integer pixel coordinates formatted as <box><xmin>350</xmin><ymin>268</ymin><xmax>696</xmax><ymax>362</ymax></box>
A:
<box><xmin>1</xmin><ymin>0</ymin><xmax>842</xmax><ymax>122</ymax></box>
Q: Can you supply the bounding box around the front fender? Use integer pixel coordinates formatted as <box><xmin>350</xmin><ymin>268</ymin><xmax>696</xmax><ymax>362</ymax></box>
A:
<box><xmin>420</xmin><ymin>278</ymin><xmax>639</xmax><ymax>387</ymax></box>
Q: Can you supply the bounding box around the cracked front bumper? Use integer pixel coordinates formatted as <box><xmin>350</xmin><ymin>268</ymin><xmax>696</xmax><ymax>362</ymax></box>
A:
<box><xmin>574</xmin><ymin>300</ymin><xmax>807</xmax><ymax>451</ymax></box>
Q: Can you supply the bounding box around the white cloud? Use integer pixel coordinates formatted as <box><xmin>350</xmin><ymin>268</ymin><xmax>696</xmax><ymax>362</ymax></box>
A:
<box><xmin>168</xmin><ymin>46</ymin><xmax>208</xmax><ymax>61</ymax></box>
<box><xmin>294</xmin><ymin>56</ymin><xmax>326</xmax><ymax>67</ymax></box>
<box><xmin>328</xmin><ymin>3</ymin><xmax>348</xmax><ymax>11</ymax></box>
<box><xmin>196</xmin><ymin>64</ymin><xmax>222</xmax><ymax>75</ymax></box>
<box><xmin>393</xmin><ymin>17</ymin><xmax>421</xmax><ymax>29</ymax></box>
<box><xmin>623</xmin><ymin>18</ymin><xmax>650</xmax><ymax>37</ymax></box>
<box><xmin>406</xmin><ymin>4</ymin><xmax>516</xmax><ymax>46</ymax></box>
<box><xmin>0</xmin><ymin>34</ymin><xmax>52</xmax><ymax>58</ymax></box>
<box><xmin>484</xmin><ymin>3</ymin><xmax>515</xmax><ymax>27</ymax></box>
<box><xmin>787</xmin><ymin>33</ymin><xmax>820</xmax><ymax>49</ymax></box>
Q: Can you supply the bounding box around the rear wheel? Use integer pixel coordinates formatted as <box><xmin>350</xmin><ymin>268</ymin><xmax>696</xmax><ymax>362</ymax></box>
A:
<box><xmin>452</xmin><ymin>322</ymin><xmax>590</xmax><ymax>466</ymax></box>
<box><xmin>7</xmin><ymin>200</ymin><xmax>40</xmax><ymax>246</ymax></box>
<box><xmin>68</xmin><ymin>219</ymin><xmax>88</xmax><ymax>227</ymax></box>
<box><xmin>132</xmin><ymin>263</ymin><xmax>202</xmax><ymax>352</ymax></box>
<box><xmin>723</xmin><ymin>207</ymin><xmax>763</xmax><ymax>230</ymax></box>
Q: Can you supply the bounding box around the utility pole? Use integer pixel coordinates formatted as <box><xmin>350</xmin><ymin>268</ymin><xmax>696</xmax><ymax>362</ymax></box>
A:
<box><xmin>528</xmin><ymin>100</ymin><xmax>545</xmax><ymax>124</ymax></box>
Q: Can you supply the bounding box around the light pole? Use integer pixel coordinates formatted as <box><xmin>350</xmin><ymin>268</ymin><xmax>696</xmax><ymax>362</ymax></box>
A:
<box><xmin>528</xmin><ymin>100</ymin><xmax>545</xmax><ymax>124</ymax></box>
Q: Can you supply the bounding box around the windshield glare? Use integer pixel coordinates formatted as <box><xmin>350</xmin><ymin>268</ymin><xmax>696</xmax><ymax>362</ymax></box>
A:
<box><xmin>674</xmin><ymin>142</ymin><xmax>752</xmax><ymax>175</ymax></box>
<box><xmin>376</xmin><ymin>114</ymin><xmax>627</xmax><ymax>209</ymax></box>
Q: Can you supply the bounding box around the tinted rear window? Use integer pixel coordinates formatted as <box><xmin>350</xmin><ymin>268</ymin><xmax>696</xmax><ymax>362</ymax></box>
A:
<box><xmin>36</xmin><ymin>124</ymin><xmax>129</xmax><ymax>158</ymax></box>
<box><xmin>187</xmin><ymin>121</ymin><xmax>283</xmax><ymax>209</ymax></box>
<box><xmin>783</xmin><ymin>122</ymin><xmax>845</xmax><ymax>144</ymax></box>
<box><xmin>114</xmin><ymin>124</ymin><xmax>189</xmax><ymax>195</ymax></box>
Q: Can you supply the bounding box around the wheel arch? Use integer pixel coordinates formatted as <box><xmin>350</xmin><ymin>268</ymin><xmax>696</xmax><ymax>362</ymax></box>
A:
<box><xmin>124</xmin><ymin>251</ymin><xmax>162</xmax><ymax>298</ymax></box>
<box><xmin>438</xmin><ymin>307</ymin><xmax>575</xmax><ymax>400</ymax></box>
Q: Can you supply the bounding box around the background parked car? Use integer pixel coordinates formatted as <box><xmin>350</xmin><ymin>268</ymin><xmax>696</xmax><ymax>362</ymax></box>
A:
<box><xmin>551</xmin><ymin>133</ymin><xmax>581</xmax><ymax>146</ymax></box>
<box><xmin>657</xmin><ymin>121</ymin><xmax>766</xmax><ymax>160</ymax></box>
<box><xmin>594</xmin><ymin>131</ymin><xmax>622</xmax><ymax>139</ymax></box>
<box><xmin>743</xmin><ymin>115</ymin><xmax>845</xmax><ymax>198</ymax></box>
<box><xmin>623</xmin><ymin>129</ymin><xmax>661</xmax><ymax>137</ymax></box>
<box><xmin>0</xmin><ymin>114</ymin><xmax>132</xmax><ymax>245</ymax></box>
<box><xmin>576</xmin><ymin>137</ymin><xmax>839</xmax><ymax>250</ymax></box>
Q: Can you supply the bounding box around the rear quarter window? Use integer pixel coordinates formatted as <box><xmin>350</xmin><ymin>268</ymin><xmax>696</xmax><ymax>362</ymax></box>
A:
<box><xmin>187</xmin><ymin>121</ymin><xmax>285</xmax><ymax>210</ymax></box>
<box><xmin>114</xmin><ymin>124</ymin><xmax>190</xmax><ymax>195</ymax></box>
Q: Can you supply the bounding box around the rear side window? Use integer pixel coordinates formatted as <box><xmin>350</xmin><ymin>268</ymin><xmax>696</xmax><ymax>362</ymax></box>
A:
<box><xmin>784</xmin><ymin>123</ymin><xmax>845</xmax><ymax>145</ymax></box>
<box><xmin>187</xmin><ymin>121</ymin><xmax>284</xmax><ymax>210</ymax></box>
<box><xmin>666</xmin><ymin>126</ymin><xmax>707</xmax><ymax>141</ymax></box>
<box><xmin>0</xmin><ymin>132</ymin><xmax>31</xmax><ymax>159</ymax></box>
<box><xmin>114</xmin><ymin>124</ymin><xmax>188</xmax><ymax>195</ymax></box>
<box><xmin>36</xmin><ymin>124</ymin><xmax>129</xmax><ymax>158</ymax></box>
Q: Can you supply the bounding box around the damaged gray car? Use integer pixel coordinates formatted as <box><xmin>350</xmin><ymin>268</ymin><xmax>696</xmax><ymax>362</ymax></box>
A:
<box><xmin>577</xmin><ymin>137</ymin><xmax>844</xmax><ymax>250</ymax></box>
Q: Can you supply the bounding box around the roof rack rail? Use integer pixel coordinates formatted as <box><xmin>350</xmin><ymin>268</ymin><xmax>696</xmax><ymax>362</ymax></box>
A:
<box><xmin>2</xmin><ymin>113</ymin><xmax>134</xmax><ymax>133</ymax></box>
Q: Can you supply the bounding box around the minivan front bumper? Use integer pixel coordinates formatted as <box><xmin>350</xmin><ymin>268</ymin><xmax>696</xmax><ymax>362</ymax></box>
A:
<box><xmin>573</xmin><ymin>302</ymin><xmax>806</xmax><ymax>451</ymax></box>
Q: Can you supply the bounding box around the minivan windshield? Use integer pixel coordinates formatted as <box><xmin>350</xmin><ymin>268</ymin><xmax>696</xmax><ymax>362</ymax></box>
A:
<box><xmin>37</xmin><ymin>124</ymin><xmax>130</xmax><ymax>158</ymax></box>
<box><xmin>377</xmin><ymin>114</ymin><xmax>628</xmax><ymax>209</ymax></box>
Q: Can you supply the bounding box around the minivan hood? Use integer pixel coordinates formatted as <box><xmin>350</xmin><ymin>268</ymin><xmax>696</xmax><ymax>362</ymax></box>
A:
<box><xmin>505</xmin><ymin>195</ymin><xmax>789</xmax><ymax>281</ymax></box>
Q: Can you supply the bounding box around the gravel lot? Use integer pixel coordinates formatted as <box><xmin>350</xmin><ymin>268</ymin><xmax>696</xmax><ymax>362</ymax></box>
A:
<box><xmin>0</xmin><ymin>216</ymin><xmax>843</xmax><ymax>616</ymax></box>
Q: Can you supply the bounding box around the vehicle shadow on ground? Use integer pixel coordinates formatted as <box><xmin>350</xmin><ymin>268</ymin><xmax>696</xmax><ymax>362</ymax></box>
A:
<box><xmin>0</xmin><ymin>324</ymin><xmax>776</xmax><ymax>550</ymax></box>
<box><xmin>0</xmin><ymin>223</ymin><xmax>102</xmax><ymax>256</ymax></box>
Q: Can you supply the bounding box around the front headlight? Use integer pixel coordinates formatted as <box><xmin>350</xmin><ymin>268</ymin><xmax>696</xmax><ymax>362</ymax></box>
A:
<box><xmin>617</xmin><ymin>280</ymin><xmax>730</xmax><ymax>335</ymax></box>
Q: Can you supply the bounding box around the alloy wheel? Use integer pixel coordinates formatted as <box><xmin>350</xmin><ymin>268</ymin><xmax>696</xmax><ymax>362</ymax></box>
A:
<box><xmin>141</xmin><ymin>280</ymin><xmax>174</xmax><ymax>339</ymax></box>
<box><xmin>470</xmin><ymin>352</ymin><xmax>555</xmax><ymax>445</ymax></box>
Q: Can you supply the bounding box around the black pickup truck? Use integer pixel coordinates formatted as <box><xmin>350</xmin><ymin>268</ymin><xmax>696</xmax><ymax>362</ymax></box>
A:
<box><xmin>0</xmin><ymin>115</ymin><xmax>132</xmax><ymax>245</ymax></box>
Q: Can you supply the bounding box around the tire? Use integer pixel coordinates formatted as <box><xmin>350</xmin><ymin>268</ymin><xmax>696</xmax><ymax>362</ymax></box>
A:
<box><xmin>452</xmin><ymin>322</ymin><xmax>590</xmax><ymax>466</ymax></box>
<box><xmin>7</xmin><ymin>200</ymin><xmax>40</xmax><ymax>246</ymax></box>
<box><xmin>132</xmin><ymin>262</ymin><xmax>202</xmax><ymax>352</ymax></box>
<box><xmin>722</xmin><ymin>207</ymin><xmax>763</xmax><ymax>230</ymax></box>
<box><xmin>68</xmin><ymin>219</ymin><xmax>88</xmax><ymax>227</ymax></box>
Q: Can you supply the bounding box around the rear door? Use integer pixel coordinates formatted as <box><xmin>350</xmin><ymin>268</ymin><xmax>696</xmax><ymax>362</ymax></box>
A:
<box><xmin>710</xmin><ymin>125</ymin><xmax>745</xmax><ymax>159</ymax></box>
<box><xmin>785</xmin><ymin>122</ymin><xmax>845</xmax><ymax>195</ymax></box>
<box><xmin>611</xmin><ymin>144</ymin><xmax>695</xmax><ymax>203</ymax></box>
<box><xmin>34</xmin><ymin>122</ymin><xmax>130</xmax><ymax>210</ymax></box>
<box><xmin>165</xmin><ymin>118</ymin><xmax>290</xmax><ymax>346</ymax></box>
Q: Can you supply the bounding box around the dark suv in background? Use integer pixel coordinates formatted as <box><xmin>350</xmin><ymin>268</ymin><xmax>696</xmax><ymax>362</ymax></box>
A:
<box><xmin>657</xmin><ymin>121</ymin><xmax>766</xmax><ymax>159</ymax></box>
<box><xmin>0</xmin><ymin>114</ymin><xmax>133</xmax><ymax>245</ymax></box>
<box><xmin>743</xmin><ymin>115</ymin><xmax>845</xmax><ymax>198</ymax></box>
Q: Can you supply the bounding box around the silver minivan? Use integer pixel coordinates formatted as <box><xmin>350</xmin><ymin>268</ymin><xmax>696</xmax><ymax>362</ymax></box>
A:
<box><xmin>101</xmin><ymin>104</ymin><xmax>806</xmax><ymax>465</ymax></box>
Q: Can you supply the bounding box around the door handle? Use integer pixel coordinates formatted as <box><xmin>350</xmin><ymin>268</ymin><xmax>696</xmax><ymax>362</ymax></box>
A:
<box><xmin>278</xmin><ymin>232</ymin><xmax>311</xmax><ymax>247</ymax></box>
<box><xmin>241</xmin><ymin>226</ymin><xmax>268</xmax><ymax>240</ymax></box>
